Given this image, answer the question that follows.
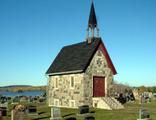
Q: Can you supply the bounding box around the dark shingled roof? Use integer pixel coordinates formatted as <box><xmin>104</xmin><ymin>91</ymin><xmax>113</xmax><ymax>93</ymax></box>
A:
<box><xmin>46</xmin><ymin>38</ymin><xmax>101</xmax><ymax>75</ymax></box>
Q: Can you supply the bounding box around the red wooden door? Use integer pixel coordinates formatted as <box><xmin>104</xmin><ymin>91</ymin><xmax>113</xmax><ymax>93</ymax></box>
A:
<box><xmin>93</xmin><ymin>76</ymin><xmax>105</xmax><ymax>97</ymax></box>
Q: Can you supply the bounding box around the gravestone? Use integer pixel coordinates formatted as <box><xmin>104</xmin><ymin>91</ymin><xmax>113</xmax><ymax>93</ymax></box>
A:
<box><xmin>12</xmin><ymin>97</ymin><xmax>20</xmax><ymax>104</ymax></box>
<box><xmin>141</xmin><ymin>96</ymin><xmax>146</xmax><ymax>104</ymax></box>
<box><xmin>65</xmin><ymin>117</ymin><xmax>76</xmax><ymax>120</ymax></box>
<box><xmin>0</xmin><ymin>107</ymin><xmax>7</xmax><ymax>116</ymax></box>
<box><xmin>39</xmin><ymin>98</ymin><xmax>44</xmax><ymax>103</ymax></box>
<box><xmin>11</xmin><ymin>104</ymin><xmax>29</xmax><ymax>120</ymax></box>
<box><xmin>84</xmin><ymin>116</ymin><xmax>95</xmax><ymax>120</ymax></box>
<box><xmin>0</xmin><ymin>110</ymin><xmax>3</xmax><ymax>120</ymax></box>
<box><xmin>39</xmin><ymin>97</ymin><xmax>46</xmax><ymax>103</ymax></box>
<box><xmin>0</xmin><ymin>102</ymin><xmax>8</xmax><ymax>109</ymax></box>
<box><xmin>28</xmin><ymin>98</ymin><xmax>33</xmax><ymax>103</ymax></box>
<box><xmin>0</xmin><ymin>97</ymin><xmax>7</xmax><ymax>103</ymax></box>
<box><xmin>20</xmin><ymin>97</ymin><xmax>28</xmax><ymax>103</ymax></box>
<box><xmin>78</xmin><ymin>105</ymin><xmax>89</xmax><ymax>114</ymax></box>
<box><xmin>13</xmin><ymin>111</ymin><xmax>28</xmax><ymax>120</ymax></box>
<box><xmin>50</xmin><ymin>107</ymin><xmax>61</xmax><ymax>120</ymax></box>
<box><xmin>28</xmin><ymin>105</ymin><xmax>38</xmax><ymax>116</ymax></box>
<box><xmin>137</xmin><ymin>109</ymin><xmax>150</xmax><ymax>120</ymax></box>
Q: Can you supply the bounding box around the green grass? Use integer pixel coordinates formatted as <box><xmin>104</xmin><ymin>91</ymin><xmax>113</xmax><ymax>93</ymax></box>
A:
<box><xmin>3</xmin><ymin>100</ymin><xmax>156</xmax><ymax>120</ymax></box>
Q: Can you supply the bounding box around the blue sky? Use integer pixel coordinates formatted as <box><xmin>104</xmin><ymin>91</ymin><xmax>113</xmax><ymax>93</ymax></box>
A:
<box><xmin>0</xmin><ymin>0</ymin><xmax>156</xmax><ymax>86</ymax></box>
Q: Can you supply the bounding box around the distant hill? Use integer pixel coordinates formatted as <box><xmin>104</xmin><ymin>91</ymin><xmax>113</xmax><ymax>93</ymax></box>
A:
<box><xmin>0</xmin><ymin>85</ymin><xmax>46</xmax><ymax>92</ymax></box>
<box><xmin>0</xmin><ymin>85</ymin><xmax>32</xmax><ymax>88</ymax></box>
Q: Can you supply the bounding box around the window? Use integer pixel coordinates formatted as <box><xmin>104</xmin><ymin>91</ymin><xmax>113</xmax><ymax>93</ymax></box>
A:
<box><xmin>54</xmin><ymin>99</ymin><xmax>59</xmax><ymax>107</ymax></box>
<box><xmin>69</xmin><ymin>100</ymin><xmax>75</xmax><ymax>108</ymax></box>
<box><xmin>70</xmin><ymin>76</ymin><xmax>74</xmax><ymax>88</ymax></box>
<box><xmin>54</xmin><ymin>78</ymin><xmax>59</xmax><ymax>89</ymax></box>
<box><xmin>49</xmin><ymin>77</ymin><xmax>53</xmax><ymax>86</ymax></box>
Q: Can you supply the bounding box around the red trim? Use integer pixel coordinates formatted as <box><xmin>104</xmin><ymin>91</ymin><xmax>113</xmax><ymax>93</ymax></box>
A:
<box><xmin>98</xmin><ymin>42</ymin><xmax>117</xmax><ymax>75</ymax></box>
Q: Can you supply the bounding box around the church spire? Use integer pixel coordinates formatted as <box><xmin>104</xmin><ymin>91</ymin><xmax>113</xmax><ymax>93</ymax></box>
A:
<box><xmin>86</xmin><ymin>1</ymin><xmax>99</xmax><ymax>39</ymax></box>
<box><xmin>88</xmin><ymin>1</ymin><xmax>97</xmax><ymax>29</ymax></box>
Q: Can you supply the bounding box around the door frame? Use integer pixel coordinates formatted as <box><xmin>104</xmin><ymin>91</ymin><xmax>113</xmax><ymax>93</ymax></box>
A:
<box><xmin>93</xmin><ymin>76</ymin><xmax>105</xmax><ymax>97</ymax></box>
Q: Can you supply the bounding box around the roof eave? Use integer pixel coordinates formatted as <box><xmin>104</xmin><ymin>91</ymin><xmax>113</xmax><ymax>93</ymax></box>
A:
<box><xmin>46</xmin><ymin>70</ymin><xmax>84</xmax><ymax>76</ymax></box>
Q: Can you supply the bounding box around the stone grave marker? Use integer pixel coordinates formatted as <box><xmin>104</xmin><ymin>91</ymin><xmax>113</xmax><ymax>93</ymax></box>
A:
<box><xmin>39</xmin><ymin>97</ymin><xmax>46</xmax><ymax>103</ymax></box>
<box><xmin>78</xmin><ymin>105</ymin><xmax>89</xmax><ymax>114</ymax></box>
<box><xmin>141</xmin><ymin>97</ymin><xmax>146</xmax><ymax>103</ymax></box>
<box><xmin>0</xmin><ymin>107</ymin><xmax>7</xmax><ymax>116</ymax></box>
<box><xmin>28</xmin><ymin>105</ymin><xmax>38</xmax><ymax>116</ymax></box>
<box><xmin>0</xmin><ymin>102</ymin><xmax>8</xmax><ymax>109</ymax></box>
<box><xmin>20</xmin><ymin>97</ymin><xmax>28</xmax><ymax>103</ymax></box>
<box><xmin>12</xmin><ymin>97</ymin><xmax>20</xmax><ymax>104</ymax></box>
<box><xmin>50</xmin><ymin>107</ymin><xmax>62</xmax><ymax>120</ymax></box>
<box><xmin>137</xmin><ymin>109</ymin><xmax>150</xmax><ymax>120</ymax></box>
<box><xmin>11</xmin><ymin>104</ymin><xmax>29</xmax><ymax>120</ymax></box>
<box><xmin>28</xmin><ymin>98</ymin><xmax>33</xmax><ymax>103</ymax></box>
<box><xmin>0</xmin><ymin>110</ymin><xmax>3</xmax><ymax>120</ymax></box>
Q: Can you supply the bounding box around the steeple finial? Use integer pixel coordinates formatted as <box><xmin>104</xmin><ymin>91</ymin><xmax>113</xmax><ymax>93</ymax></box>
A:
<box><xmin>86</xmin><ymin>0</ymin><xmax>99</xmax><ymax>40</ymax></box>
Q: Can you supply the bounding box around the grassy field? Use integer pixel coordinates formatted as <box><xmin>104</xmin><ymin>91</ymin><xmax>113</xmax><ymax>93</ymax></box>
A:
<box><xmin>3</xmin><ymin>100</ymin><xmax>156</xmax><ymax>120</ymax></box>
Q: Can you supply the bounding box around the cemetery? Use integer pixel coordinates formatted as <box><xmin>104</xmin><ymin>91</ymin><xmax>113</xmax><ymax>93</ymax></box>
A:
<box><xmin>0</xmin><ymin>96</ymin><xmax>156</xmax><ymax>120</ymax></box>
<box><xmin>0</xmin><ymin>85</ymin><xmax>156</xmax><ymax>120</ymax></box>
<box><xmin>0</xmin><ymin>0</ymin><xmax>156</xmax><ymax>119</ymax></box>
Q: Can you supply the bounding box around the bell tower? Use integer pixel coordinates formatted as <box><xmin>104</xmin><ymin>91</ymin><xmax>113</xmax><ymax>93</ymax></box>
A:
<box><xmin>86</xmin><ymin>1</ymin><xmax>99</xmax><ymax>42</ymax></box>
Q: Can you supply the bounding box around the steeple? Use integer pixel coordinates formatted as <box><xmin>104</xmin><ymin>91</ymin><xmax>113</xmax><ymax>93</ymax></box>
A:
<box><xmin>88</xmin><ymin>2</ymin><xmax>97</xmax><ymax>29</ymax></box>
<box><xmin>86</xmin><ymin>1</ymin><xmax>99</xmax><ymax>40</ymax></box>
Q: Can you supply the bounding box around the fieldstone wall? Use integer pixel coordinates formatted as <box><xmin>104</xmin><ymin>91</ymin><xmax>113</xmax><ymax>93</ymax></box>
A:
<box><xmin>48</xmin><ymin>73</ymin><xmax>84</xmax><ymax>108</ymax></box>
<box><xmin>84</xmin><ymin>49</ymin><xmax>113</xmax><ymax>107</ymax></box>
<box><xmin>47</xmin><ymin>45</ymin><xmax>114</xmax><ymax>108</ymax></box>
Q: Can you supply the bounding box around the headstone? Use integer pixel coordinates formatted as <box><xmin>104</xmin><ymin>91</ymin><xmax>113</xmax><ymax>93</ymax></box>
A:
<box><xmin>11</xmin><ymin>104</ymin><xmax>29</xmax><ymax>120</ymax></box>
<box><xmin>137</xmin><ymin>109</ymin><xmax>150</xmax><ymax>120</ymax></box>
<box><xmin>28</xmin><ymin>105</ymin><xmax>38</xmax><ymax>116</ymax></box>
<box><xmin>0</xmin><ymin>102</ymin><xmax>8</xmax><ymax>109</ymax></box>
<box><xmin>20</xmin><ymin>97</ymin><xmax>28</xmax><ymax>103</ymax></box>
<box><xmin>0</xmin><ymin>110</ymin><xmax>3</xmax><ymax>120</ymax></box>
<box><xmin>39</xmin><ymin>98</ymin><xmax>44</xmax><ymax>103</ymax></box>
<box><xmin>50</xmin><ymin>107</ymin><xmax>61</xmax><ymax>120</ymax></box>
<box><xmin>117</xmin><ymin>94</ymin><xmax>126</xmax><ymax>104</ymax></box>
<box><xmin>28</xmin><ymin>97</ymin><xmax>33</xmax><ymax>103</ymax></box>
<box><xmin>12</xmin><ymin>97</ymin><xmax>20</xmax><ymax>104</ymax></box>
<box><xmin>65</xmin><ymin>117</ymin><xmax>76</xmax><ymax>120</ymax></box>
<box><xmin>14</xmin><ymin>111</ymin><xmax>28</xmax><ymax>120</ymax></box>
<box><xmin>84</xmin><ymin>116</ymin><xmax>95</xmax><ymax>120</ymax></box>
<box><xmin>0</xmin><ymin>97</ymin><xmax>7</xmax><ymax>103</ymax></box>
<box><xmin>153</xmin><ymin>93</ymin><xmax>156</xmax><ymax>98</ymax></box>
<box><xmin>0</xmin><ymin>107</ymin><xmax>7</xmax><ymax>116</ymax></box>
<box><xmin>141</xmin><ymin>96</ymin><xmax>146</xmax><ymax>104</ymax></box>
<box><xmin>39</xmin><ymin>97</ymin><xmax>46</xmax><ymax>103</ymax></box>
<box><xmin>7</xmin><ymin>97</ymin><xmax>12</xmax><ymax>101</ymax></box>
<box><xmin>78</xmin><ymin>105</ymin><xmax>89</xmax><ymax>114</ymax></box>
<box><xmin>33</xmin><ymin>97</ymin><xmax>38</xmax><ymax>102</ymax></box>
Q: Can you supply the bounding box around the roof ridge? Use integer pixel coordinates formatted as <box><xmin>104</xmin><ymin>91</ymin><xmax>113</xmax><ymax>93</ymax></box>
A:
<box><xmin>62</xmin><ymin>37</ymin><xmax>102</xmax><ymax>48</ymax></box>
<box><xmin>62</xmin><ymin>41</ymin><xmax>85</xmax><ymax>48</ymax></box>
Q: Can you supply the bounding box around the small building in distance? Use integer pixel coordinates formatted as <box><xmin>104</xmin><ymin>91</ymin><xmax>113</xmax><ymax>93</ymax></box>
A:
<box><xmin>46</xmin><ymin>2</ymin><xmax>123</xmax><ymax>110</ymax></box>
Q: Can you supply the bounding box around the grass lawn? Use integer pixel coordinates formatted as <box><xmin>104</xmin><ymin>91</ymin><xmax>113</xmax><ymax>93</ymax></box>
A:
<box><xmin>3</xmin><ymin>100</ymin><xmax>156</xmax><ymax>120</ymax></box>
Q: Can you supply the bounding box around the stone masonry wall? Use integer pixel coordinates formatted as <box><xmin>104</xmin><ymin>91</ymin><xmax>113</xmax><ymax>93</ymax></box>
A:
<box><xmin>48</xmin><ymin>73</ymin><xmax>84</xmax><ymax>108</ymax></box>
<box><xmin>84</xmin><ymin>48</ymin><xmax>113</xmax><ymax>107</ymax></box>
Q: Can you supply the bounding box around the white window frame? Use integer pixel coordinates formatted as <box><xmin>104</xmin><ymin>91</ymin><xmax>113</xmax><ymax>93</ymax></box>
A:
<box><xmin>70</xmin><ymin>76</ymin><xmax>75</xmax><ymax>89</ymax></box>
<box><xmin>54</xmin><ymin>77</ymin><xmax>59</xmax><ymax>89</ymax></box>
<box><xmin>69</xmin><ymin>100</ymin><xmax>75</xmax><ymax>108</ymax></box>
<box><xmin>54</xmin><ymin>99</ymin><xmax>60</xmax><ymax>107</ymax></box>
